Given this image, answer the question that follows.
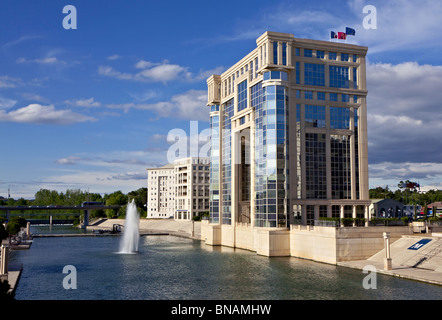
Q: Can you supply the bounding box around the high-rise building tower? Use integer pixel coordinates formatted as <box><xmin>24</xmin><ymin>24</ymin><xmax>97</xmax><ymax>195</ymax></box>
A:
<box><xmin>205</xmin><ymin>31</ymin><xmax>370</xmax><ymax>250</ymax></box>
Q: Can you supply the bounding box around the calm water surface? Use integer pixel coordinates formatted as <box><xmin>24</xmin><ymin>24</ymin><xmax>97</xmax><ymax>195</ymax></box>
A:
<box><xmin>11</xmin><ymin>226</ymin><xmax>442</xmax><ymax>300</ymax></box>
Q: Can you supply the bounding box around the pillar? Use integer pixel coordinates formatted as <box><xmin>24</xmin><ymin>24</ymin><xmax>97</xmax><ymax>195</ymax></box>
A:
<box><xmin>383</xmin><ymin>232</ymin><xmax>392</xmax><ymax>270</ymax></box>
<box><xmin>82</xmin><ymin>210</ymin><xmax>89</xmax><ymax>229</ymax></box>
<box><xmin>340</xmin><ymin>205</ymin><xmax>344</xmax><ymax>227</ymax></box>
<box><xmin>26</xmin><ymin>221</ymin><xmax>31</xmax><ymax>240</ymax></box>
<box><xmin>1</xmin><ymin>245</ymin><xmax>9</xmax><ymax>276</ymax></box>
<box><xmin>364</xmin><ymin>205</ymin><xmax>369</xmax><ymax>227</ymax></box>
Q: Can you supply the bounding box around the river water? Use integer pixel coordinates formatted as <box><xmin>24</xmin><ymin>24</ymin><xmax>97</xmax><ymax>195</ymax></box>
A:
<box><xmin>11</xmin><ymin>226</ymin><xmax>442</xmax><ymax>300</ymax></box>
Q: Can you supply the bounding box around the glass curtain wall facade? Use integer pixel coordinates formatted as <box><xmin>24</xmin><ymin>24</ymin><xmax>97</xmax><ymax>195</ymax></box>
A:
<box><xmin>209</xmin><ymin>105</ymin><xmax>220</xmax><ymax>224</ymax></box>
<box><xmin>255</xmin><ymin>71</ymin><xmax>289</xmax><ymax>227</ymax></box>
<box><xmin>206</xmin><ymin>31</ymin><xmax>369</xmax><ymax>231</ymax></box>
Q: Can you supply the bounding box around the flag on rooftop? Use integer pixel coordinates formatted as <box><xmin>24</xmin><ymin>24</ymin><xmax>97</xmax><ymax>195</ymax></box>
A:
<box><xmin>338</xmin><ymin>32</ymin><xmax>346</xmax><ymax>39</ymax></box>
<box><xmin>346</xmin><ymin>27</ymin><xmax>356</xmax><ymax>36</ymax></box>
<box><xmin>331</xmin><ymin>31</ymin><xmax>337</xmax><ymax>39</ymax></box>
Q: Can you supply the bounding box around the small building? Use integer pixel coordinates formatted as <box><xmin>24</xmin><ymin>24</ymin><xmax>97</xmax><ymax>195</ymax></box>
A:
<box><xmin>369</xmin><ymin>199</ymin><xmax>404</xmax><ymax>218</ymax></box>
<box><xmin>427</xmin><ymin>202</ymin><xmax>442</xmax><ymax>216</ymax></box>
<box><xmin>403</xmin><ymin>204</ymin><xmax>422</xmax><ymax>217</ymax></box>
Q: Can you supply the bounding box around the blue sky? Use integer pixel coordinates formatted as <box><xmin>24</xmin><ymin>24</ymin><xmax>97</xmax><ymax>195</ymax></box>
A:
<box><xmin>1</xmin><ymin>0</ymin><xmax>442</xmax><ymax>199</ymax></box>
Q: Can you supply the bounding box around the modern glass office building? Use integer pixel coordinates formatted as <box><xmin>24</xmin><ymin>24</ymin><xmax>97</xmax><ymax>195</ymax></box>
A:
<box><xmin>206</xmin><ymin>31</ymin><xmax>370</xmax><ymax>238</ymax></box>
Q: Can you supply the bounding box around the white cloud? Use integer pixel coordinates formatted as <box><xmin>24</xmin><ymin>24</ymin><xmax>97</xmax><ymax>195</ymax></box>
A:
<box><xmin>17</xmin><ymin>57</ymin><xmax>65</xmax><ymax>65</ymax></box>
<box><xmin>55</xmin><ymin>156</ymin><xmax>81</xmax><ymax>165</ymax></box>
<box><xmin>106</xmin><ymin>89</ymin><xmax>208</xmax><ymax>121</ymax></box>
<box><xmin>366</xmin><ymin>60</ymin><xmax>442</xmax><ymax>188</ymax></box>
<box><xmin>0</xmin><ymin>75</ymin><xmax>22</xmax><ymax>88</ymax></box>
<box><xmin>98</xmin><ymin>65</ymin><xmax>133</xmax><ymax>80</ymax></box>
<box><xmin>107</xmin><ymin>54</ymin><xmax>121</xmax><ymax>60</ymax></box>
<box><xmin>98</xmin><ymin>60</ymin><xmax>223</xmax><ymax>84</ymax></box>
<box><xmin>66</xmin><ymin>97</ymin><xmax>101</xmax><ymax>108</ymax></box>
<box><xmin>0</xmin><ymin>104</ymin><xmax>96</xmax><ymax>124</ymax></box>
<box><xmin>0</xmin><ymin>97</ymin><xmax>17</xmax><ymax>109</ymax></box>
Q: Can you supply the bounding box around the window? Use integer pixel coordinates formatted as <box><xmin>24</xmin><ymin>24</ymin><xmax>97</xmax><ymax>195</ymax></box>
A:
<box><xmin>237</xmin><ymin>80</ymin><xmax>248</xmax><ymax>112</ymax></box>
<box><xmin>282</xmin><ymin>43</ymin><xmax>287</xmax><ymax>65</ymax></box>
<box><xmin>251</xmin><ymin>82</ymin><xmax>263</xmax><ymax>108</ymax></box>
<box><xmin>342</xmin><ymin>94</ymin><xmax>349</xmax><ymax>102</ymax></box>
<box><xmin>304</xmin><ymin>49</ymin><xmax>313</xmax><ymax>57</ymax></box>
<box><xmin>304</xmin><ymin>63</ymin><xmax>325</xmax><ymax>86</ymax></box>
<box><xmin>341</xmin><ymin>53</ymin><xmax>349</xmax><ymax>61</ymax></box>
<box><xmin>353</xmin><ymin>67</ymin><xmax>358</xmax><ymax>89</ymax></box>
<box><xmin>316</xmin><ymin>50</ymin><xmax>325</xmax><ymax>59</ymax></box>
<box><xmin>329</xmin><ymin>66</ymin><xmax>349</xmax><ymax>88</ymax></box>
<box><xmin>329</xmin><ymin>52</ymin><xmax>337</xmax><ymax>60</ymax></box>
<box><xmin>330</xmin><ymin>93</ymin><xmax>338</xmax><ymax>101</ymax></box>
<box><xmin>317</xmin><ymin>92</ymin><xmax>325</xmax><ymax>100</ymax></box>
<box><xmin>305</xmin><ymin>133</ymin><xmax>327</xmax><ymax>199</ymax></box>
<box><xmin>263</xmin><ymin>71</ymin><xmax>288</xmax><ymax>81</ymax></box>
<box><xmin>295</xmin><ymin>62</ymin><xmax>300</xmax><ymax>84</ymax></box>
<box><xmin>330</xmin><ymin>107</ymin><xmax>350</xmax><ymax>129</ymax></box>
<box><xmin>331</xmin><ymin>135</ymin><xmax>351</xmax><ymax>199</ymax></box>
<box><xmin>305</xmin><ymin>105</ymin><xmax>326</xmax><ymax>128</ymax></box>
<box><xmin>273</xmin><ymin>41</ymin><xmax>278</xmax><ymax>64</ymax></box>
<box><xmin>304</xmin><ymin>91</ymin><xmax>313</xmax><ymax>99</ymax></box>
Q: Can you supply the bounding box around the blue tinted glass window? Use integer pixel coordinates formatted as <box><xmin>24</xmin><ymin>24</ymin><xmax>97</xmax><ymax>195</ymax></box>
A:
<box><xmin>304</xmin><ymin>49</ymin><xmax>313</xmax><ymax>57</ymax></box>
<box><xmin>316</xmin><ymin>50</ymin><xmax>325</xmax><ymax>59</ymax></box>
<box><xmin>329</xmin><ymin>66</ymin><xmax>349</xmax><ymax>88</ymax></box>
<box><xmin>341</xmin><ymin>53</ymin><xmax>349</xmax><ymax>61</ymax></box>
<box><xmin>305</xmin><ymin>105</ymin><xmax>326</xmax><ymax>128</ymax></box>
<box><xmin>237</xmin><ymin>80</ymin><xmax>248</xmax><ymax>112</ymax></box>
<box><xmin>282</xmin><ymin>43</ymin><xmax>287</xmax><ymax>65</ymax></box>
<box><xmin>353</xmin><ymin>67</ymin><xmax>357</xmax><ymax>89</ymax></box>
<box><xmin>330</xmin><ymin>107</ymin><xmax>350</xmax><ymax>129</ymax></box>
<box><xmin>251</xmin><ymin>82</ymin><xmax>263</xmax><ymax>108</ymax></box>
<box><xmin>304</xmin><ymin>63</ymin><xmax>325</xmax><ymax>86</ymax></box>
<box><xmin>317</xmin><ymin>92</ymin><xmax>325</xmax><ymax>100</ymax></box>
<box><xmin>353</xmin><ymin>54</ymin><xmax>357</xmax><ymax>62</ymax></box>
<box><xmin>304</xmin><ymin>91</ymin><xmax>313</xmax><ymax>99</ymax></box>
<box><xmin>329</xmin><ymin>52</ymin><xmax>337</xmax><ymax>60</ymax></box>
<box><xmin>342</xmin><ymin>94</ymin><xmax>349</xmax><ymax>102</ymax></box>
<box><xmin>295</xmin><ymin>62</ymin><xmax>300</xmax><ymax>84</ymax></box>
<box><xmin>296</xmin><ymin>48</ymin><xmax>300</xmax><ymax>56</ymax></box>
<box><xmin>330</xmin><ymin>93</ymin><xmax>338</xmax><ymax>101</ymax></box>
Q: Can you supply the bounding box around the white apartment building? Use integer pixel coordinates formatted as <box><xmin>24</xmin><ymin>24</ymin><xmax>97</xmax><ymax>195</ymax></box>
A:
<box><xmin>146</xmin><ymin>157</ymin><xmax>210</xmax><ymax>220</ymax></box>
<box><xmin>146</xmin><ymin>164</ymin><xmax>175</xmax><ymax>218</ymax></box>
<box><xmin>174</xmin><ymin>157</ymin><xmax>210</xmax><ymax>220</ymax></box>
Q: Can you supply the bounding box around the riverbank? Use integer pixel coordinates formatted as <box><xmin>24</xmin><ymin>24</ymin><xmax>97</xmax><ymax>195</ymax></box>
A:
<box><xmin>87</xmin><ymin>218</ymin><xmax>202</xmax><ymax>240</ymax></box>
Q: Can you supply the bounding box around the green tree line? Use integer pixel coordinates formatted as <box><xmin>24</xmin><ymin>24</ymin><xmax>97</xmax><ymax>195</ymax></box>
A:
<box><xmin>0</xmin><ymin>188</ymin><xmax>147</xmax><ymax>219</ymax></box>
<box><xmin>369</xmin><ymin>182</ymin><xmax>442</xmax><ymax>206</ymax></box>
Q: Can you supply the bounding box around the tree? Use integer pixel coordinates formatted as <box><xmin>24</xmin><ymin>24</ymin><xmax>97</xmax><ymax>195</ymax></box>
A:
<box><xmin>104</xmin><ymin>191</ymin><xmax>128</xmax><ymax>218</ymax></box>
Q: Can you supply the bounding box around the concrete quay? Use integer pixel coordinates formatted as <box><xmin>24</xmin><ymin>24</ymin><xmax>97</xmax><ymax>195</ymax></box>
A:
<box><xmin>87</xmin><ymin>218</ymin><xmax>202</xmax><ymax>240</ymax></box>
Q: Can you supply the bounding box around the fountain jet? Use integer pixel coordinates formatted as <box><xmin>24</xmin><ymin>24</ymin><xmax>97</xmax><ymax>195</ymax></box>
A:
<box><xmin>118</xmin><ymin>199</ymin><xmax>140</xmax><ymax>253</ymax></box>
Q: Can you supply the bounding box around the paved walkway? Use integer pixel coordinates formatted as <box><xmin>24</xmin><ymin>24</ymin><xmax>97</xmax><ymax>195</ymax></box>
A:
<box><xmin>338</xmin><ymin>235</ymin><xmax>442</xmax><ymax>286</ymax></box>
<box><xmin>338</xmin><ymin>259</ymin><xmax>442</xmax><ymax>286</ymax></box>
